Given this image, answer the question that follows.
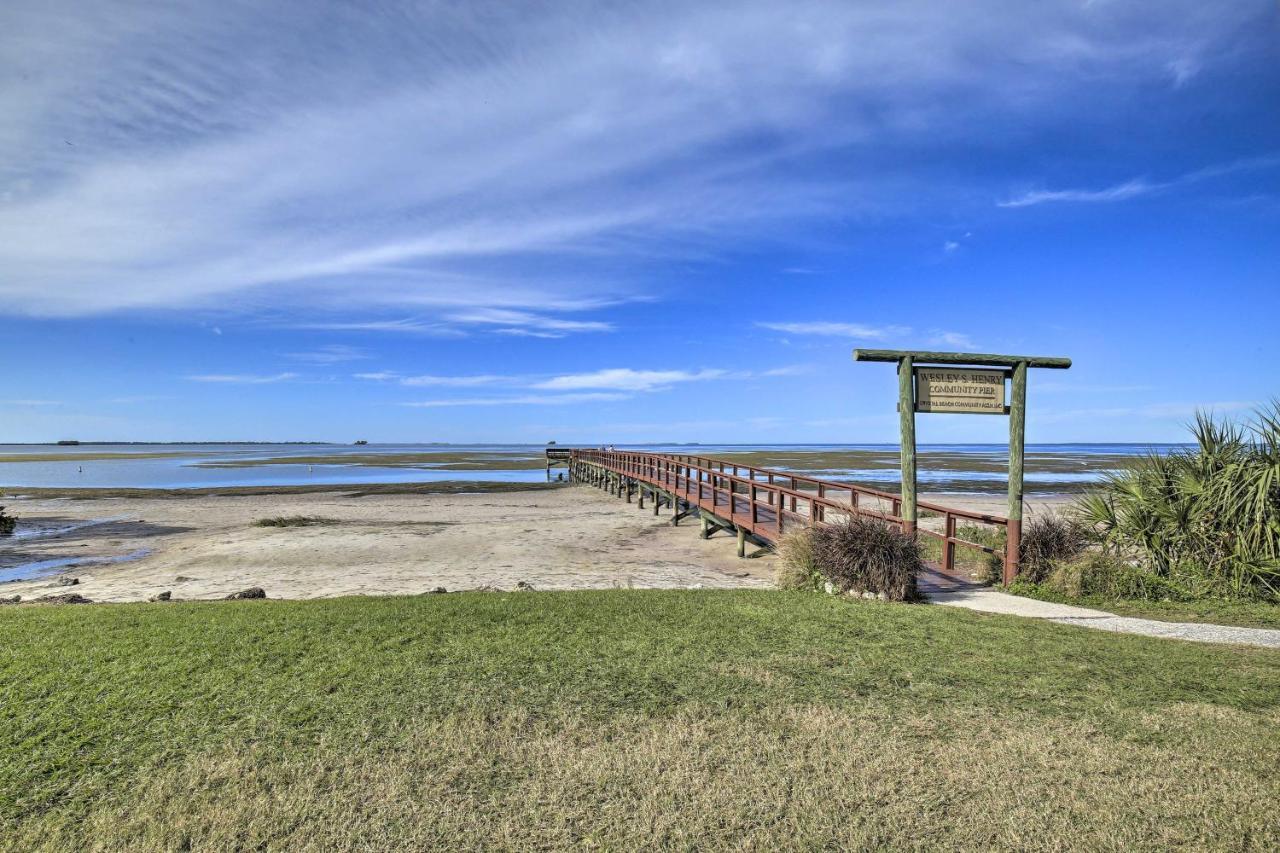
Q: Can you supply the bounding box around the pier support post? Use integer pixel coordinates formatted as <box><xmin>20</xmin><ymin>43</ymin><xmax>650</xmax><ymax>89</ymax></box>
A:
<box><xmin>737</xmin><ymin>526</ymin><xmax>746</xmax><ymax>558</ymax></box>
<box><xmin>1005</xmin><ymin>360</ymin><xmax>1027</xmax><ymax>586</ymax></box>
<box><xmin>700</xmin><ymin>517</ymin><xmax>710</xmax><ymax>539</ymax></box>
<box><xmin>898</xmin><ymin>354</ymin><xmax>917</xmax><ymax>540</ymax></box>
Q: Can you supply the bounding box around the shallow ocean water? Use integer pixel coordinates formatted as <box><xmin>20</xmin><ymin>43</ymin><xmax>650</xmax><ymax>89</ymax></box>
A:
<box><xmin>0</xmin><ymin>442</ymin><xmax>1176</xmax><ymax>492</ymax></box>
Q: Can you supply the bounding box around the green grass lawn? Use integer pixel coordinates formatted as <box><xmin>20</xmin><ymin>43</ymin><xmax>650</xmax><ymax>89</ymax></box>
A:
<box><xmin>2</xmin><ymin>591</ymin><xmax>1278</xmax><ymax>850</ymax></box>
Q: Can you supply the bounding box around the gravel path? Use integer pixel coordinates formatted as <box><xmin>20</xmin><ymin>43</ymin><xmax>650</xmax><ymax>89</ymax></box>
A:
<box><xmin>1047</xmin><ymin>614</ymin><xmax>1280</xmax><ymax>647</ymax></box>
<box><xmin>927</xmin><ymin>587</ymin><xmax>1280</xmax><ymax>649</ymax></box>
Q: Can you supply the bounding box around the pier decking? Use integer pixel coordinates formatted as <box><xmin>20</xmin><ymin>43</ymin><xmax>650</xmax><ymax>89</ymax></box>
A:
<box><xmin>565</xmin><ymin>448</ymin><xmax>1010</xmax><ymax>577</ymax></box>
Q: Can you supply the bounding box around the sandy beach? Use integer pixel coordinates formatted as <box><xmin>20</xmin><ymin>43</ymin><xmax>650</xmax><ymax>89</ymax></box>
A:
<box><xmin>1</xmin><ymin>485</ymin><xmax>1071</xmax><ymax>604</ymax></box>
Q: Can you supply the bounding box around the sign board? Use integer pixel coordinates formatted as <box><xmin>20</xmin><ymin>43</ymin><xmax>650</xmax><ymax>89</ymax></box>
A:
<box><xmin>914</xmin><ymin>367</ymin><xmax>1007</xmax><ymax>414</ymax></box>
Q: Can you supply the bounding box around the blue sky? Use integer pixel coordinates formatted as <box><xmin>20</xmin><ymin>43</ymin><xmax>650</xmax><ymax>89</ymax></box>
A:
<box><xmin>1</xmin><ymin>1</ymin><xmax>1277</xmax><ymax>444</ymax></box>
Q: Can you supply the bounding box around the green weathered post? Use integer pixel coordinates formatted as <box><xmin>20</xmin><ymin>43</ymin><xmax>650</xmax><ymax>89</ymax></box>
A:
<box><xmin>897</xmin><ymin>354</ymin><xmax>917</xmax><ymax>537</ymax></box>
<box><xmin>1006</xmin><ymin>361</ymin><xmax>1028</xmax><ymax>585</ymax></box>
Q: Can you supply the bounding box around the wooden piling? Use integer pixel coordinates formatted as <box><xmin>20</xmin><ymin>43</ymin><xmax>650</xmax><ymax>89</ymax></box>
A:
<box><xmin>1005</xmin><ymin>360</ymin><xmax>1027</xmax><ymax>585</ymax></box>
<box><xmin>897</xmin><ymin>354</ymin><xmax>917</xmax><ymax>537</ymax></box>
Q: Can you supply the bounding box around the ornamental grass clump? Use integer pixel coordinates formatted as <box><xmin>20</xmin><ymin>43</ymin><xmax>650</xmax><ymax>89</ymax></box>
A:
<box><xmin>1018</xmin><ymin>512</ymin><xmax>1090</xmax><ymax>583</ymax></box>
<box><xmin>811</xmin><ymin>517</ymin><xmax>922</xmax><ymax>601</ymax></box>
<box><xmin>1040</xmin><ymin>552</ymin><xmax>1190</xmax><ymax>601</ymax></box>
<box><xmin>1073</xmin><ymin>404</ymin><xmax>1280</xmax><ymax>601</ymax></box>
<box><xmin>774</xmin><ymin>529</ymin><xmax>823</xmax><ymax>591</ymax></box>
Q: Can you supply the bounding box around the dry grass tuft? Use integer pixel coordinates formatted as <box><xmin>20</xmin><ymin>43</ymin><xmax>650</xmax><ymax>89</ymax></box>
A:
<box><xmin>811</xmin><ymin>518</ymin><xmax>921</xmax><ymax>600</ymax></box>
<box><xmin>252</xmin><ymin>515</ymin><xmax>339</xmax><ymax>528</ymax></box>
<box><xmin>774</xmin><ymin>529</ymin><xmax>822</xmax><ymax>590</ymax></box>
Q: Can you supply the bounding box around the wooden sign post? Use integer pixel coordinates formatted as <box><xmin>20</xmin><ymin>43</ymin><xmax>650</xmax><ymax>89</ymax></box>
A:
<box><xmin>853</xmin><ymin>349</ymin><xmax>1071</xmax><ymax>584</ymax></box>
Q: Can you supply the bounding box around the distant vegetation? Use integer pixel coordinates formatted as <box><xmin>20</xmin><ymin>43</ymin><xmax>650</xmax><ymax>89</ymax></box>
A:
<box><xmin>0</xmin><ymin>503</ymin><xmax>15</xmax><ymax>536</ymax></box>
<box><xmin>252</xmin><ymin>516</ymin><xmax>339</xmax><ymax>528</ymax></box>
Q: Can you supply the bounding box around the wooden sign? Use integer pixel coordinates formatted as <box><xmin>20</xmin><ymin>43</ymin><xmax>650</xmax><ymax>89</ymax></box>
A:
<box><xmin>914</xmin><ymin>367</ymin><xmax>1006</xmax><ymax>414</ymax></box>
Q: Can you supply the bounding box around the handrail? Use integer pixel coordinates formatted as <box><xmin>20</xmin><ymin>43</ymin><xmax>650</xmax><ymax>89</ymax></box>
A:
<box><xmin>569</xmin><ymin>448</ymin><xmax>1008</xmax><ymax>575</ymax></box>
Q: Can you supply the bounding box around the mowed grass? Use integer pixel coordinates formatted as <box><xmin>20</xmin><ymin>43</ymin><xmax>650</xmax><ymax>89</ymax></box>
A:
<box><xmin>2</xmin><ymin>591</ymin><xmax>1278</xmax><ymax>851</ymax></box>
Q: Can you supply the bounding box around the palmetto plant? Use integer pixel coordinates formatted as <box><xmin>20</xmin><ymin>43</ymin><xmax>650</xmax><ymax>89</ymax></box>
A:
<box><xmin>1074</xmin><ymin>404</ymin><xmax>1280</xmax><ymax>599</ymax></box>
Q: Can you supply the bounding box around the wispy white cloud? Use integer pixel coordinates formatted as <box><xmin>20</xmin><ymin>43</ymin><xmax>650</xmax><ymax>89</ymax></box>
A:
<box><xmin>758</xmin><ymin>321</ymin><xmax>982</xmax><ymax>351</ymax></box>
<box><xmin>0</xmin><ymin>0</ymin><xmax>1247</xmax><ymax>321</ymax></box>
<box><xmin>186</xmin><ymin>372</ymin><xmax>298</xmax><ymax>384</ymax></box>
<box><xmin>403</xmin><ymin>393</ymin><xmax>627</xmax><ymax>408</ymax></box>
<box><xmin>998</xmin><ymin>179</ymin><xmax>1156</xmax><ymax>208</ymax></box>
<box><xmin>288</xmin><ymin>319</ymin><xmax>468</xmax><ymax>337</ymax></box>
<box><xmin>1034</xmin><ymin>400</ymin><xmax>1256</xmax><ymax>423</ymax></box>
<box><xmin>354</xmin><ymin>371</ymin><xmax>512</xmax><ymax>387</ymax></box>
<box><xmin>1</xmin><ymin>399</ymin><xmax>61</xmax><ymax>406</ymax></box>
<box><xmin>533</xmin><ymin>368</ymin><xmax>726</xmax><ymax>392</ymax></box>
<box><xmin>105</xmin><ymin>395</ymin><xmax>173</xmax><ymax>404</ymax></box>
<box><xmin>445</xmin><ymin>308</ymin><xmax>613</xmax><ymax>339</ymax></box>
<box><xmin>361</xmin><ymin>364</ymin><xmax>803</xmax><ymax>393</ymax></box>
<box><xmin>284</xmin><ymin>344</ymin><xmax>370</xmax><ymax>364</ymax></box>
<box><xmin>290</xmin><ymin>309</ymin><xmax>611</xmax><ymax>339</ymax></box>
<box><xmin>760</xmin><ymin>365</ymin><xmax>813</xmax><ymax>378</ymax></box>
<box><xmin>756</xmin><ymin>322</ymin><xmax>910</xmax><ymax>339</ymax></box>
<box><xmin>999</xmin><ymin>156</ymin><xmax>1280</xmax><ymax>208</ymax></box>
<box><xmin>399</xmin><ymin>375</ymin><xmax>509</xmax><ymax>388</ymax></box>
<box><xmin>929</xmin><ymin>331</ymin><xmax>979</xmax><ymax>350</ymax></box>
<box><xmin>1034</xmin><ymin>381</ymin><xmax>1154</xmax><ymax>393</ymax></box>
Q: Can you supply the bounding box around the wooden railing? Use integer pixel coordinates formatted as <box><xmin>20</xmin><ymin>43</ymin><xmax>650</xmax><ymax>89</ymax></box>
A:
<box><xmin>569</xmin><ymin>449</ymin><xmax>1009</xmax><ymax>575</ymax></box>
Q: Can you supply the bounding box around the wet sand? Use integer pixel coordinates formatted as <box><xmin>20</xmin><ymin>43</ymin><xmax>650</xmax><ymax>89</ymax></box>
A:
<box><xmin>0</xmin><ymin>486</ymin><xmax>1071</xmax><ymax>603</ymax></box>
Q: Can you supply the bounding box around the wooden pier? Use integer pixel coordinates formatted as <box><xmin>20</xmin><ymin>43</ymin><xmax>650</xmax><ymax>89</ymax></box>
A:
<box><xmin>562</xmin><ymin>448</ymin><xmax>1012</xmax><ymax>578</ymax></box>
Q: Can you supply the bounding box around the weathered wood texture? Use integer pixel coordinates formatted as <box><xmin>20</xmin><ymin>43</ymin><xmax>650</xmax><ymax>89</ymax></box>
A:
<box><xmin>571</xmin><ymin>449</ymin><xmax>1007</xmax><ymax>575</ymax></box>
<box><xmin>898</xmin><ymin>355</ymin><xmax>917</xmax><ymax>533</ymax></box>
<box><xmin>1005</xmin><ymin>360</ymin><xmax>1028</xmax><ymax>585</ymax></box>
<box><xmin>854</xmin><ymin>349</ymin><xmax>1071</xmax><ymax>369</ymax></box>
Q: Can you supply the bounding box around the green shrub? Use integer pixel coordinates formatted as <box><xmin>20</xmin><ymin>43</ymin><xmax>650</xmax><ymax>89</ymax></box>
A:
<box><xmin>0</xmin><ymin>505</ymin><xmax>15</xmax><ymax>537</ymax></box>
<box><xmin>959</xmin><ymin>515</ymin><xmax>1087</xmax><ymax>586</ymax></box>
<box><xmin>1019</xmin><ymin>512</ymin><xmax>1090</xmax><ymax>583</ymax></box>
<box><xmin>774</xmin><ymin>529</ymin><xmax>823</xmax><ymax>591</ymax></box>
<box><xmin>811</xmin><ymin>518</ymin><xmax>921</xmax><ymax>601</ymax></box>
<box><xmin>1074</xmin><ymin>404</ymin><xmax>1280</xmax><ymax>601</ymax></box>
<box><xmin>1042</xmin><ymin>552</ymin><xmax>1191</xmax><ymax>601</ymax></box>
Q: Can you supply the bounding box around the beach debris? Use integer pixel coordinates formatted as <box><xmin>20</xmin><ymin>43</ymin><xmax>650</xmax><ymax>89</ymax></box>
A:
<box><xmin>56</xmin><ymin>576</ymin><xmax>80</xmax><ymax>587</ymax></box>
<box><xmin>149</xmin><ymin>591</ymin><xmax>172</xmax><ymax>602</ymax></box>
<box><xmin>0</xmin><ymin>595</ymin><xmax>20</xmax><ymax>606</ymax></box>
<box><xmin>516</xmin><ymin>580</ymin><xmax>535</xmax><ymax>591</ymax></box>
<box><xmin>174</xmin><ymin>576</ymin><xmax>194</xmax><ymax>583</ymax></box>
<box><xmin>473</xmin><ymin>584</ymin><xmax>501</xmax><ymax>592</ymax></box>
<box><xmin>224</xmin><ymin>587</ymin><xmax>267</xmax><ymax>600</ymax></box>
<box><xmin>427</xmin><ymin>586</ymin><xmax>448</xmax><ymax>594</ymax></box>
<box><xmin>34</xmin><ymin>593</ymin><xmax>93</xmax><ymax>605</ymax></box>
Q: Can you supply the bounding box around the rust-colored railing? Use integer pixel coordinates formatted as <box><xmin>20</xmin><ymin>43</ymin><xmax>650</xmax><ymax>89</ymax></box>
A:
<box><xmin>568</xmin><ymin>449</ymin><xmax>1009</xmax><ymax>576</ymax></box>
